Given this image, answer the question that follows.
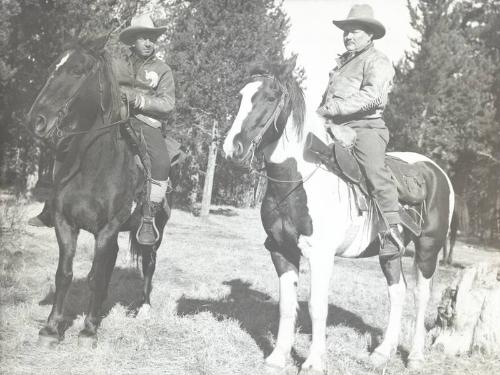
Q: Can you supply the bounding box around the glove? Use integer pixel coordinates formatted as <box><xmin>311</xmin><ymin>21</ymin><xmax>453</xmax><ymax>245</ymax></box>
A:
<box><xmin>120</xmin><ymin>88</ymin><xmax>144</xmax><ymax>109</ymax></box>
<box><xmin>328</xmin><ymin>124</ymin><xmax>357</xmax><ymax>148</ymax></box>
<box><xmin>317</xmin><ymin>104</ymin><xmax>338</xmax><ymax>118</ymax></box>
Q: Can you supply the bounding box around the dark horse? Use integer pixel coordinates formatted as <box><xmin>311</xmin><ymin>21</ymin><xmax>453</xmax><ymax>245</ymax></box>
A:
<box><xmin>223</xmin><ymin>57</ymin><xmax>454</xmax><ymax>373</ymax></box>
<box><xmin>26</xmin><ymin>36</ymin><xmax>170</xmax><ymax>347</ymax></box>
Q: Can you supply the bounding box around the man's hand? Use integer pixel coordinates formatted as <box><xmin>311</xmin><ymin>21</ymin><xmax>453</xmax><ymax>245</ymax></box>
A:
<box><xmin>317</xmin><ymin>105</ymin><xmax>334</xmax><ymax>118</ymax></box>
<box><xmin>121</xmin><ymin>88</ymin><xmax>145</xmax><ymax>109</ymax></box>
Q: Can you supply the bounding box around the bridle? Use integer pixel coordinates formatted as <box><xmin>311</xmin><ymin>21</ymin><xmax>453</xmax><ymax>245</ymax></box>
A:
<box><xmin>240</xmin><ymin>74</ymin><xmax>289</xmax><ymax>165</ymax></box>
<box><xmin>42</xmin><ymin>50</ymin><xmax>127</xmax><ymax>142</ymax></box>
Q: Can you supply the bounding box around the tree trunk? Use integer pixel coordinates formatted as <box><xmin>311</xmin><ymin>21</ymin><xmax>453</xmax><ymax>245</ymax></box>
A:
<box><xmin>200</xmin><ymin>120</ymin><xmax>218</xmax><ymax>217</ymax></box>
<box><xmin>430</xmin><ymin>263</ymin><xmax>500</xmax><ymax>356</ymax></box>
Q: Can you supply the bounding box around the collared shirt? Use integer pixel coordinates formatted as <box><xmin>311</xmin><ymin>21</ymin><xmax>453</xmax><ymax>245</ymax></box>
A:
<box><xmin>113</xmin><ymin>52</ymin><xmax>175</xmax><ymax>128</ymax></box>
<box><xmin>319</xmin><ymin>43</ymin><xmax>394</xmax><ymax>126</ymax></box>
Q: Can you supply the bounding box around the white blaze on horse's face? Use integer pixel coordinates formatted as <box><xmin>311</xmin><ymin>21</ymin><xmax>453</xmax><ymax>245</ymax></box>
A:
<box><xmin>223</xmin><ymin>81</ymin><xmax>263</xmax><ymax>158</ymax></box>
<box><xmin>55</xmin><ymin>51</ymin><xmax>72</xmax><ymax>71</ymax></box>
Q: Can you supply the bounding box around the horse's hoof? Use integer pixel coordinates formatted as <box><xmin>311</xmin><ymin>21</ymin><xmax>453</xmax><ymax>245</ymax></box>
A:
<box><xmin>407</xmin><ymin>358</ymin><xmax>424</xmax><ymax>371</ymax></box>
<box><xmin>299</xmin><ymin>368</ymin><xmax>326</xmax><ymax>375</ymax></box>
<box><xmin>78</xmin><ymin>330</ymin><xmax>98</xmax><ymax>349</ymax></box>
<box><xmin>264</xmin><ymin>362</ymin><xmax>296</xmax><ymax>375</ymax></box>
<box><xmin>38</xmin><ymin>329</ymin><xmax>60</xmax><ymax>348</ymax></box>
<box><xmin>136</xmin><ymin>303</ymin><xmax>151</xmax><ymax>320</ymax></box>
<box><xmin>369</xmin><ymin>349</ymin><xmax>390</xmax><ymax>369</ymax></box>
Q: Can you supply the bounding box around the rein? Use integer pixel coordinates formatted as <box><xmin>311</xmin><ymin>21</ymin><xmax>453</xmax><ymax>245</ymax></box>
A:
<box><xmin>47</xmin><ymin>53</ymin><xmax>127</xmax><ymax>141</ymax></box>
<box><xmin>242</xmin><ymin>74</ymin><xmax>321</xmax><ymax>185</ymax></box>
<box><xmin>240</xmin><ymin>74</ymin><xmax>289</xmax><ymax>165</ymax></box>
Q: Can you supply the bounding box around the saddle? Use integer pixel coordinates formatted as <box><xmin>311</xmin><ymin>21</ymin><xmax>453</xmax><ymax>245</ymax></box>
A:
<box><xmin>305</xmin><ymin>132</ymin><xmax>426</xmax><ymax>236</ymax></box>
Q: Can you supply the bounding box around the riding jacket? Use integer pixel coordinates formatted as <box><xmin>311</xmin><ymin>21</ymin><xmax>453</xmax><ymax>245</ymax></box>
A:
<box><xmin>318</xmin><ymin>43</ymin><xmax>394</xmax><ymax>128</ymax></box>
<box><xmin>113</xmin><ymin>52</ymin><xmax>175</xmax><ymax>128</ymax></box>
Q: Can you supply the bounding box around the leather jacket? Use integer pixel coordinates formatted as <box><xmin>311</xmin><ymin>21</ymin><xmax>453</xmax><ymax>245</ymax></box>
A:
<box><xmin>319</xmin><ymin>43</ymin><xmax>394</xmax><ymax>127</ymax></box>
<box><xmin>113</xmin><ymin>53</ymin><xmax>175</xmax><ymax>128</ymax></box>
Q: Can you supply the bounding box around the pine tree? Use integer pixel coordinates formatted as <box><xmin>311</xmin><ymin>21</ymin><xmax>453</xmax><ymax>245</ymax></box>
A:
<box><xmin>164</xmin><ymin>0</ymin><xmax>290</xmax><ymax>207</ymax></box>
<box><xmin>385</xmin><ymin>0</ymin><xmax>499</xmax><ymax>241</ymax></box>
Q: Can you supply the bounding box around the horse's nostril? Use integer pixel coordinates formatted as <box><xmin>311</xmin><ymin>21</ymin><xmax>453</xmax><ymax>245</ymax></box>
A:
<box><xmin>34</xmin><ymin>115</ymin><xmax>47</xmax><ymax>133</ymax></box>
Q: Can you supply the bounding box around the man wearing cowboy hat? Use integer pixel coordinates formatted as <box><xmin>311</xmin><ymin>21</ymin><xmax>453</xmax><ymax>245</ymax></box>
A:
<box><xmin>114</xmin><ymin>14</ymin><xmax>175</xmax><ymax>245</ymax></box>
<box><xmin>28</xmin><ymin>14</ymin><xmax>175</xmax><ymax>246</ymax></box>
<box><xmin>316</xmin><ymin>4</ymin><xmax>404</xmax><ymax>258</ymax></box>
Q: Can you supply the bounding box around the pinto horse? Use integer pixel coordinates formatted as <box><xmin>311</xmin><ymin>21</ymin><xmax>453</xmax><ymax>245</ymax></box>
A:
<box><xmin>223</xmin><ymin>58</ymin><xmax>454</xmax><ymax>373</ymax></box>
<box><xmin>26</xmin><ymin>36</ymin><xmax>170</xmax><ymax>347</ymax></box>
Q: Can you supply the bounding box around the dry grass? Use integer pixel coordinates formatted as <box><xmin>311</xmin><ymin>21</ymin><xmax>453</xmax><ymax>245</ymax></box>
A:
<box><xmin>1</xmin><ymin>201</ymin><xmax>499</xmax><ymax>374</ymax></box>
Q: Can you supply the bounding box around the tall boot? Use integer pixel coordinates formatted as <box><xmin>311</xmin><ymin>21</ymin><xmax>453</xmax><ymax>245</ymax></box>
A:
<box><xmin>136</xmin><ymin>201</ymin><xmax>162</xmax><ymax>246</ymax></box>
<box><xmin>379</xmin><ymin>224</ymin><xmax>405</xmax><ymax>259</ymax></box>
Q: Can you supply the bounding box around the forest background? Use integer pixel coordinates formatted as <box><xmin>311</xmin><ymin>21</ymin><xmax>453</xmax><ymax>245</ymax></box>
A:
<box><xmin>1</xmin><ymin>0</ymin><xmax>499</xmax><ymax>243</ymax></box>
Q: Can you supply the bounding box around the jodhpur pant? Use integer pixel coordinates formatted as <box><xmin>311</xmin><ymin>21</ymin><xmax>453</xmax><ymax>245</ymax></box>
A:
<box><xmin>348</xmin><ymin>119</ymin><xmax>400</xmax><ymax>225</ymax></box>
<box><xmin>130</xmin><ymin>119</ymin><xmax>170</xmax><ymax>181</ymax></box>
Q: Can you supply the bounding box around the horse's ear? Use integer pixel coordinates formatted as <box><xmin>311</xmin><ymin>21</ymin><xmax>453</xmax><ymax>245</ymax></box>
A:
<box><xmin>248</xmin><ymin>64</ymin><xmax>268</xmax><ymax>77</ymax></box>
<box><xmin>83</xmin><ymin>34</ymin><xmax>109</xmax><ymax>53</ymax></box>
<box><xmin>279</xmin><ymin>54</ymin><xmax>298</xmax><ymax>80</ymax></box>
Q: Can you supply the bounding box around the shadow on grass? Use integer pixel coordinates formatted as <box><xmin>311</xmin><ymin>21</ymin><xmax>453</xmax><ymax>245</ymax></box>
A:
<box><xmin>39</xmin><ymin>266</ymin><xmax>144</xmax><ymax>321</ymax></box>
<box><xmin>176</xmin><ymin>279</ymin><xmax>383</xmax><ymax>361</ymax></box>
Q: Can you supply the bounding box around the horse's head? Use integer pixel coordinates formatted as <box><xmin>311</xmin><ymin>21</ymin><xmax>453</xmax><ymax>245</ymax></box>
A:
<box><xmin>223</xmin><ymin>56</ymin><xmax>304</xmax><ymax>166</ymax></box>
<box><xmin>26</xmin><ymin>36</ymin><xmax>110</xmax><ymax>140</ymax></box>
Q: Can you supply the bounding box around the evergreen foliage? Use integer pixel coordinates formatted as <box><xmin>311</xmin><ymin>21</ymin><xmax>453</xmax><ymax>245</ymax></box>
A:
<box><xmin>386</xmin><ymin>0</ymin><xmax>500</xmax><ymax>240</ymax></box>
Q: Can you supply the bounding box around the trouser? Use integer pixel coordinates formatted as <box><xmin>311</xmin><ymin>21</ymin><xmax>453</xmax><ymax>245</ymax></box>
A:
<box><xmin>349</xmin><ymin>119</ymin><xmax>400</xmax><ymax>225</ymax></box>
<box><xmin>130</xmin><ymin>119</ymin><xmax>171</xmax><ymax>181</ymax></box>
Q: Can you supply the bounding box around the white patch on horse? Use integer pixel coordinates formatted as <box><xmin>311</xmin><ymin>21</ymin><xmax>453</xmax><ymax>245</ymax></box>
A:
<box><xmin>388</xmin><ymin>151</ymin><xmax>455</xmax><ymax>227</ymax></box>
<box><xmin>223</xmin><ymin>81</ymin><xmax>262</xmax><ymax>157</ymax></box>
<box><xmin>55</xmin><ymin>52</ymin><xmax>72</xmax><ymax>71</ymax></box>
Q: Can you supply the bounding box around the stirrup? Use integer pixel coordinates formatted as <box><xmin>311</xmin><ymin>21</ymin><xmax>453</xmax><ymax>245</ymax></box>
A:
<box><xmin>136</xmin><ymin>216</ymin><xmax>160</xmax><ymax>246</ymax></box>
<box><xmin>379</xmin><ymin>225</ymin><xmax>405</xmax><ymax>258</ymax></box>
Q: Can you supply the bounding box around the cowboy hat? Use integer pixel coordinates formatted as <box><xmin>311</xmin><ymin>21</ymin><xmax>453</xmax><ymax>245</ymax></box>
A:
<box><xmin>119</xmin><ymin>14</ymin><xmax>167</xmax><ymax>45</ymax></box>
<box><xmin>332</xmin><ymin>4</ymin><xmax>386</xmax><ymax>40</ymax></box>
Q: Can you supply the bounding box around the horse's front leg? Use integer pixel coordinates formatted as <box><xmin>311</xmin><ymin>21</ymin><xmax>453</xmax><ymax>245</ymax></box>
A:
<box><xmin>265</xmin><ymin>250</ymin><xmax>300</xmax><ymax>370</ymax></box>
<box><xmin>301</xmin><ymin>246</ymin><xmax>334</xmax><ymax>374</ymax></box>
<box><xmin>39</xmin><ymin>212</ymin><xmax>78</xmax><ymax>346</ymax></box>
<box><xmin>79</xmin><ymin>224</ymin><xmax>120</xmax><ymax>347</ymax></box>
<box><xmin>370</xmin><ymin>255</ymin><xmax>406</xmax><ymax>368</ymax></box>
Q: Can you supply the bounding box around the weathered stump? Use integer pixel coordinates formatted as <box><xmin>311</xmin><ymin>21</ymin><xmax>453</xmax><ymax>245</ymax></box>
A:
<box><xmin>430</xmin><ymin>262</ymin><xmax>500</xmax><ymax>356</ymax></box>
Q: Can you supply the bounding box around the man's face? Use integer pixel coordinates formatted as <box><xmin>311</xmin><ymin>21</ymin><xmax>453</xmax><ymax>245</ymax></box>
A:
<box><xmin>343</xmin><ymin>26</ymin><xmax>373</xmax><ymax>52</ymax></box>
<box><xmin>133</xmin><ymin>35</ymin><xmax>157</xmax><ymax>58</ymax></box>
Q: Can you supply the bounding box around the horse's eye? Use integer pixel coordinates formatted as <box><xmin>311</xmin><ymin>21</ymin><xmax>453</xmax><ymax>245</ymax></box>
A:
<box><xmin>69</xmin><ymin>67</ymin><xmax>85</xmax><ymax>76</ymax></box>
<box><xmin>267</xmin><ymin>96</ymin><xmax>277</xmax><ymax>102</ymax></box>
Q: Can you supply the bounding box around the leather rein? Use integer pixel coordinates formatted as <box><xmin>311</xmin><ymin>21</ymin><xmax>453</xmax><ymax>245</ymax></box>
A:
<box><xmin>42</xmin><ymin>52</ymin><xmax>128</xmax><ymax>143</ymax></box>
<box><xmin>241</xmin><ymin>74</ymin><xmax>289</xmax><ymax>165</ymax></box>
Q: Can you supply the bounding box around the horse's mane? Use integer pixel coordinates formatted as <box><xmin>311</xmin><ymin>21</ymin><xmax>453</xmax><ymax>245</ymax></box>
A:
<box><xmin>101</xmin><ymin>51</ymin><xmax>122</xmax><ymax>123</ymax></box>
<box><xmin>249</xmin><ymin>63</ymin><xmax>306</xmax><ymax>139</ymax></box>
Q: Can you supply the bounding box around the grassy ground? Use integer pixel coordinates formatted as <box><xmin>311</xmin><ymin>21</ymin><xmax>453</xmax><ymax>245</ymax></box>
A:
<box><xmin>1</xmin><ymin>200</ymin><xmax>500</xmax><ymax>374</ymax></box>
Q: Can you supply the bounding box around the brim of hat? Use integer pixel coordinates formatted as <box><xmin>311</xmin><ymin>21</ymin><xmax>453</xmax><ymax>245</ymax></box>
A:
<box><xmin>119</xmin><ymin>27</ymin><xmax>167</xmax><ymax>45</ymax></box>
<box><xmin>332</xmin><ymin>18</ymin><xmax>385</xmax><ymax>39</ymax></box>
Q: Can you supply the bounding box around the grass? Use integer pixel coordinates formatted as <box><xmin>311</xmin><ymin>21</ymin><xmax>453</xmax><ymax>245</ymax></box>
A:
<box><xmin>1</xmin><ymin>201</ymin><xmax>500</xmax><ymax>374</ymax></box>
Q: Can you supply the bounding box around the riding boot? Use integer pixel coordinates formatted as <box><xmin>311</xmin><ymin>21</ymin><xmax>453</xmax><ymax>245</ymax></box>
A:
<box><xmin>379</xmin><ymin>224</ymin><xmax>405</xmax><ymax>259</ymax></box>
<box><xmin>136</xmin><ymin>201</ymin><xmax>162</xmax><ymax>246</ymax></box>
<box><xmin>28</xmin><ymin>200</ymin><xmax>54</xmax><ymax>228</ymax></box>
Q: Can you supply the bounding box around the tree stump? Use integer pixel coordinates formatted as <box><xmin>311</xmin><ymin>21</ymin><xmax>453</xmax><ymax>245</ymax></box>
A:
<box><xmin>430</xmin><ymin>262</ymin><xmax>500</xmax><ymax>356</ymax></box>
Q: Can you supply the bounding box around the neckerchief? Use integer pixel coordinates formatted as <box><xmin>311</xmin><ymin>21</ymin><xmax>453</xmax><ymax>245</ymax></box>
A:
<box><xmin>336</xmin><ymin>42</ymin><xmax>373</xmax><ymax>69</ymax></box>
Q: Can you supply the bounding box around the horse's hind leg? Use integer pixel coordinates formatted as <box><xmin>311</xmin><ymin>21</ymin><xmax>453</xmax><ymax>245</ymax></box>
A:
<box><xmin>79</xmin><ymin>227</ymin><xmax>120</xmax><ymax>346</ymax></box>
<box><xmin>39</xmin><ymin>214</ymin><xmax>78</xmax><ymax>346</ymax></box>
<box><xmin>136</xmin><ymin>209</ymin><xmax>168</xmax><ymax>317</ymax></box>
<box><xmin>407</xmin><ymin>238</ymin><xmax>439</xmax><ymax>370</ymax></box>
